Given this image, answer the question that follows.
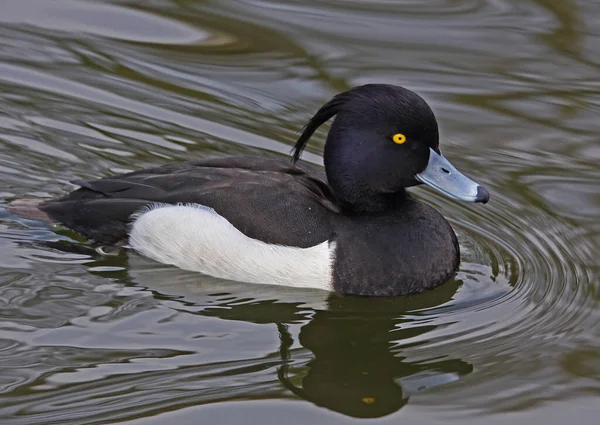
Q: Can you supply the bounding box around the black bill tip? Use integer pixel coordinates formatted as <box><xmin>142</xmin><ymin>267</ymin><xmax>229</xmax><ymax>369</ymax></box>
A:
<box><xmin>475</xmin><ymin>186</ymin><xmax>490</xmax><ymax>204</ymax></box>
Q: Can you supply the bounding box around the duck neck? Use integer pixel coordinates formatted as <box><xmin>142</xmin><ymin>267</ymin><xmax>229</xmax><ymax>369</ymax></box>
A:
<box><xmin>344</xmin><ymin>189</ymin><xmax>408</xmax><ymax>214</ymax></box>
<box><xmin>324</xmin><ymin>165</ymin><xmax>409</xmax><ymax>214</ymax></box>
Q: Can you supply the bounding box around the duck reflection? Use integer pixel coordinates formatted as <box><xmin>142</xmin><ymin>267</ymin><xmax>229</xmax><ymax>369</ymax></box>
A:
<box><xmin>200</xmin><ymin>281</ymin><xmax>472</xmax><ymax>418</ymax></box>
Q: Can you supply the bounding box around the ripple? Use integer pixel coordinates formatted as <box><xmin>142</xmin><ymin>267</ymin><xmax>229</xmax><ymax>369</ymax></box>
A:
<box><xmin>397</xmin><ymin>146</ymin><xmax>599</xmax><ymax>410</ymax></box>
<box><xmin>0</xmin><ymin>0</ymin><xmax>209</xmax><ymax>45</ymax></box>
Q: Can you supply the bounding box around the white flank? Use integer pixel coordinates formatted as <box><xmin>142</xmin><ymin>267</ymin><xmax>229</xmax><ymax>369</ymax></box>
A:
<box><xmin>128</xmin><ymin>204</ymin><xmax>335</xmax><ymax>291</ymax></box>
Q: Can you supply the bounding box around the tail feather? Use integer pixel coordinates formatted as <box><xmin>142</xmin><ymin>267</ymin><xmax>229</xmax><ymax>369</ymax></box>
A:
<box><xmin>7</xmin><ymin>199</ymin><xmax>55</xmax><ymax>223</ymax></box>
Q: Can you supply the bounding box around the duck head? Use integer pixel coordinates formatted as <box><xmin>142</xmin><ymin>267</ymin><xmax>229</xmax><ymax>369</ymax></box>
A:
<box><xmin>293</xmin><ymin>84</ymin><xmax>489</xmax><ymax>212</ymax></box>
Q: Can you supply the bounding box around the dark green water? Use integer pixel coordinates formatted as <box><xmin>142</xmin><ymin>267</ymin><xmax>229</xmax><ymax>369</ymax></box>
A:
<box><xmin>0</xmin><ymin>0</ymin><xmax>599</xmax><ymax>423</ymax></box>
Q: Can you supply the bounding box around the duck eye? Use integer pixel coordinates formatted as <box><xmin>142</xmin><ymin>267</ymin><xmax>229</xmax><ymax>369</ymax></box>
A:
<box><xmin>392</xmin><ymin>133</ymin><xmax>406</xmax><ymax>144</ymax></box>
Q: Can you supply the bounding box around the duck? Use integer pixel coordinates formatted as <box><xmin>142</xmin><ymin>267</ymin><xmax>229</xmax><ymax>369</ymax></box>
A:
<box><xmin>16</xmin><ymin>84</ymin><xmax>489</xmax><ymax>296</ymax></box>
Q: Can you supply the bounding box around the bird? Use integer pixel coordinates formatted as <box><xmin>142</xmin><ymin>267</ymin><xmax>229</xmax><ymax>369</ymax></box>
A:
<box><xmin>10</xmin><ymin>84</ymin><xmax>489</xmax><ymax>296</ymax></box>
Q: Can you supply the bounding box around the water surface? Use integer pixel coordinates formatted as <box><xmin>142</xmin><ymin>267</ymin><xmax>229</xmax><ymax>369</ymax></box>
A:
<box><xmin>0</xmin><ymin>0</ymin><xmax>599</xmax><ymax>423</ymax></box>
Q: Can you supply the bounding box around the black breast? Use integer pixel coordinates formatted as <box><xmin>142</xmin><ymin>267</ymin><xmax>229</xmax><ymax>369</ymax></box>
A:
<box><xmin>330</xmin><ymin>199</ymin><xmax>460</xmax><ymax>296</ymax></box>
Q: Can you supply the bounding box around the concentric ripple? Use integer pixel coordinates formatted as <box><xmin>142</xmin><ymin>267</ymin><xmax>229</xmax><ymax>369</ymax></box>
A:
<box><xmin>398</xmin><ymin>147</ymin><xmax>599</xmax><ymax>411</ymax></box>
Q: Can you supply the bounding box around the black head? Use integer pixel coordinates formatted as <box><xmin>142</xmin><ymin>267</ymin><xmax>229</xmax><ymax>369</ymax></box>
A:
<box><xmin>293</xmin><ymin>84</ymin><xmax>441</xmax><ymax>212</ymax></box>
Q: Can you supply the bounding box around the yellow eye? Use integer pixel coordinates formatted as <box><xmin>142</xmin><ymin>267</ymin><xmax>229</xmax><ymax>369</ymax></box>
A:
<box><xmin>392</xmin><ymin>133</ymin><xmax>406</xmax><ymax>144</ymax></box>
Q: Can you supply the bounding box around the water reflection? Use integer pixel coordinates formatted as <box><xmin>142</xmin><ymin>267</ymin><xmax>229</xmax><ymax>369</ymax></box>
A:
<box><xmin>199</xmin><ymin>280</ymin><xmax>472</xmax><ymax>418</ymax></box>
